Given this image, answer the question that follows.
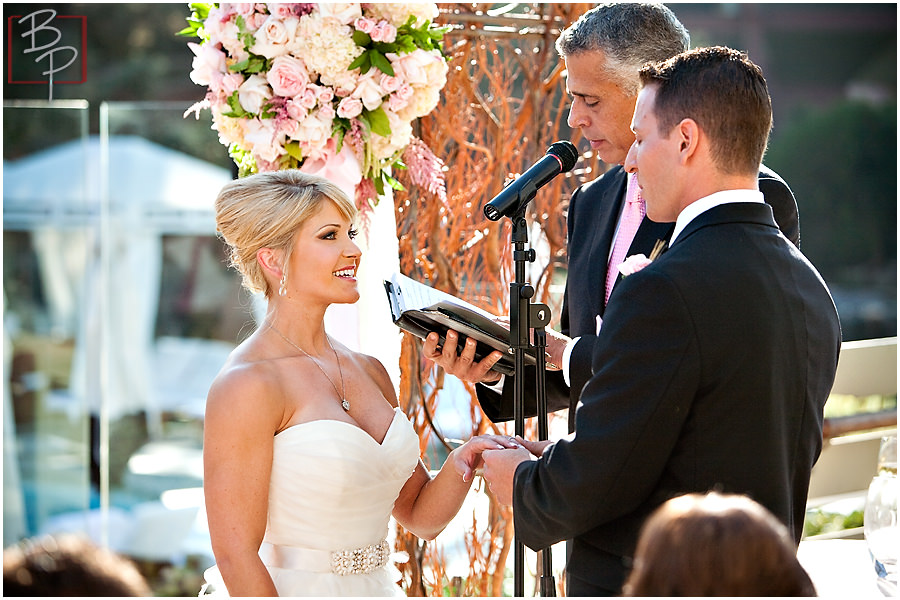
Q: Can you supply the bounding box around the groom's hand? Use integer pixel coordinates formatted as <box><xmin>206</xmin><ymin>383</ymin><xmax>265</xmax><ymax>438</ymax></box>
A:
<box><xmin>423</xmin><ymin>329</ymin><xmax>503</xmax><ymax>384</ymax></box>
<box><xmin>482</xmin><ymin>446</ymin><xmax>533</xmax><ymax>506</ymax></box>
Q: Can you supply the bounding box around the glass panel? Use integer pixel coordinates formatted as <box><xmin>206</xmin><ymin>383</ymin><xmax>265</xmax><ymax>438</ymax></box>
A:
<box><xmin>98</xmin><ymin>101</ymin><xmax>245</xmax><ymax>572</ymax></box>
<box><xmin>3</xmin><ymin>100</ymin><xmax>91</xmax><ymax>547</ymax></box>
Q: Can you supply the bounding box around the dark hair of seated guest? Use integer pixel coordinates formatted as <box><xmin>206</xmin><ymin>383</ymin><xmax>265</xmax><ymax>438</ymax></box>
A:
<box><xmin>622</xmin><ymin>492</ymin><xmax>817</xmax><ymax>597</ymax></box>
<box><xmin>3</xmin><ymin>534</ymin><xmax>151</xmax><ymax>596</ymax></box>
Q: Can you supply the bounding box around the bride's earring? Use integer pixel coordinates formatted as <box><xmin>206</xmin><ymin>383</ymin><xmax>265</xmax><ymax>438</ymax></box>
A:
<box><xmin>279</xmin><ymin>272</ymin><xmax>288</xmax><ymax>297</ymax></box>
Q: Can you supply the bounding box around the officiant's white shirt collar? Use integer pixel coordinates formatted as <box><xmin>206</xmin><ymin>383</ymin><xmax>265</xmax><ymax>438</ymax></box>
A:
<box><xmin>669</xmin><ymin>189</ymin><xmax>764</xmax><ymax>246</ymax></box>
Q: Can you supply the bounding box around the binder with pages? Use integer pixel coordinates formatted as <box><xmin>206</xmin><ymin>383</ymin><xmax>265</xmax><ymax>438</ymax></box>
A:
<box><xmin>384</xmin><ymin>273</ymin><xmax>536</xmax><ymax>376</ymax></box>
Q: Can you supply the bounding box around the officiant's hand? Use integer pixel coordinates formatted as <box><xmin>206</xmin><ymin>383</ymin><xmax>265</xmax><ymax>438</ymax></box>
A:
<box><xmin>493</xmin><ymin>317</ymin><xmax>571</xmax><ymax>371</ymax></box>
<box><xmin>423</xmin><ymin>329</ymin><xmax>504</xmax><ymax>384</ymax></box>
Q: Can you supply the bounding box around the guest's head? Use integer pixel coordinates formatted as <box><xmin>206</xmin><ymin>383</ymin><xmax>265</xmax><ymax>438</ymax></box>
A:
<box><xmin>622</xmin><ymin>492</ymin><xmax>816</xmax><ymax>597</ymax></box>
<box><xmin>214</xmin><ymin>170</ymin><xmax>358</xmax><ymax>299</ymax></box>
<box><xmin>627</xmin><ymin>46</ymin><xmax>773</xmax><ymax>222</ymax></box>
<box><xmin>3</xmin><ymin>534</ymin><xmax>152</xmax><ymax>596</ymax></box>
<box><xmin>555</xmin><ymin>2</ymin><xmax>689</xmax><ymax>165</ymax></box>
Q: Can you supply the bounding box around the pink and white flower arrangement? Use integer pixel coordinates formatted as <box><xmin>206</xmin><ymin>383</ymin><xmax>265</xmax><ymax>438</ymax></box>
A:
<box><xmin>181</xmin><ymin>2</ymin><xmax>448</xmax><ymax>207</ymax></box>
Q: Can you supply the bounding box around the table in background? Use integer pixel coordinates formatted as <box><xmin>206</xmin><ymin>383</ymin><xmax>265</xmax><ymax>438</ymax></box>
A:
<box><xmin>797</xmin><ymin>539</ymin><xmax>886</xmax><ymax>597</ymax></box>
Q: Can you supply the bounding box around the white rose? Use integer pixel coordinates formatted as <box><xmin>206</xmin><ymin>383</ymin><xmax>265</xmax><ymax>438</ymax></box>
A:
<box><xmin>188</xmin><ymin>42</ymin><xmax>226</xmax><ymax>86</ymax></box>
<box><xmin>352</xmin><ymin>72</ymin><xmax>386</xmax><ymax>111</ymax></box>
<box><xmin>251</xmin><ymin>15</ymin><xmax>299</xmax><ymax>59</ymax></box>
<box><xmin>318</xmin><ymin>3</ymin><xmax>362</xmax><ymax>25</ymax></box>
<box><xmin>244</xmin><ymin>118</ymin><xmax>284</xmax><ymax>163</ymax></box>
<box><xmin>366</xmin><ymin>3</ymin><xmax>438</xmax><ymax>27</ymax></box>
<box><xmin>238</xmin><ymin>74</ymin><xmax>272</xmax><ymax>114</ymax></box>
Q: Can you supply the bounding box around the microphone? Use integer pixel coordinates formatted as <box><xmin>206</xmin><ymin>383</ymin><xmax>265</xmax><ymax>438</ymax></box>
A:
<box><xmin>483</xmin><ymin>140</ymin><xmax>579</xmax><ymax>221</ymax></box>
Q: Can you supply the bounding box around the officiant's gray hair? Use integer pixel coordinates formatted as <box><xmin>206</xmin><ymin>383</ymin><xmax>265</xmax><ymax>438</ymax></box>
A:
<box><xmin>215</xmin><ymin>169</ymin><xmax>357</xmax><ymax>297</ymax></box>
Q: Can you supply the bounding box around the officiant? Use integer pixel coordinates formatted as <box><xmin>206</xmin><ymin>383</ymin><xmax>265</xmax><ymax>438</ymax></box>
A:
<box><xmin>477</xmin><ymin>46</ymin><xmax>841</xmax><ymax>596</ymax></box>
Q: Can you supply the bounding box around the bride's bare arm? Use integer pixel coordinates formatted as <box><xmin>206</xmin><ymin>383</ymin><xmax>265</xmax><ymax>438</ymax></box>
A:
<box><xmin>364</xmin><ymin>354</ymin><xmax>519</xmax><ymax>540</ymax></box>
<box><xmin>203</xmin><ymin>365</ymin><xmax>281</xmax><ymax>596</ymax></box>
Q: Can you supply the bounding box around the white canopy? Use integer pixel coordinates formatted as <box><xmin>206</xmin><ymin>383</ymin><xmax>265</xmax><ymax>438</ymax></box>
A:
<box><xmin>3</xmin><ymin>134</ymin><xmax>232</xmax><ymax>233</ymax></box>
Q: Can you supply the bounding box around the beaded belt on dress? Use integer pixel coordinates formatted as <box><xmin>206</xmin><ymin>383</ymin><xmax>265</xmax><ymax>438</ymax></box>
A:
<box><xmin>259</xmin><ymin>540</ymin><xmax>390</xmax><ymax>576</ymax></box>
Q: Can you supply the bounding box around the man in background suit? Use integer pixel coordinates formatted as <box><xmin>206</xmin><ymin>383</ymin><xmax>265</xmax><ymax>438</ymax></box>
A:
<box><xmin>481</xmin><ymin>46</ymin><xmax>841</xmax><ymax>596</ymax></box>
<box><xmin>423</xmin><ymin>3</ymin><xmax>800</xmax><ymax>431</ymax></box>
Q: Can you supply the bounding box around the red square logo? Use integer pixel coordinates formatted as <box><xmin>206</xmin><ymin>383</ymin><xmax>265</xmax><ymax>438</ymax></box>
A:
<box><xmin>7</xmin><ymin>10</ymin><xmax>87</xmax><ymax>85</ymax></box>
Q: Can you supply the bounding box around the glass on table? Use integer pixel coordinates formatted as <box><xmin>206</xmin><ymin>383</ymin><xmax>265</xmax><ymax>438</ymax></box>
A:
<box><xmin>864</xmin><ymin>434</ymin><xmax>897</xmax><ymax>597</ymax></box>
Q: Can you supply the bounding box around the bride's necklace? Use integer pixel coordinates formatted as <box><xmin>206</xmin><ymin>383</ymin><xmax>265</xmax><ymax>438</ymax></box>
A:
<box><xmin>268</xmin><ymin>322</ymin><xmax>350</xmax><ymax>412</ymax></box>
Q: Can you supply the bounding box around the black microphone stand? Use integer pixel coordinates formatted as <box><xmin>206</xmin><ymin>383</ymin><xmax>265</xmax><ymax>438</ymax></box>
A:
<box><xmin>507</xmin><ymin>201</ymin><xmax>555</xmax><ymax>597</ymax></box>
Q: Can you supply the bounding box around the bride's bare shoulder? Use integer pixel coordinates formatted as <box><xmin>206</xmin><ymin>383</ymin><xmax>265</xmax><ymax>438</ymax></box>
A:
<box><xmin>205</xmin><ymin>343</ymin><xmax>285</xmax><ymax>429</ymax></box>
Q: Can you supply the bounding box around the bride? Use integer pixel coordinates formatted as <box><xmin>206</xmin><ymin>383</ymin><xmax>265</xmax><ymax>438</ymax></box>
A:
<box><xmin>200</xmin><ymin>170</ymin><xmax>518</xmax><ymax>596</ymax></box>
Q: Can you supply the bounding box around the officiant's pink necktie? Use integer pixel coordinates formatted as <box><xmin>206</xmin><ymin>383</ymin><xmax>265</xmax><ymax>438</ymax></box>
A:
<box><xmin>605</xmin><ymin>173</ymin><xmax>646</xmax><ymax>305</ymax></box>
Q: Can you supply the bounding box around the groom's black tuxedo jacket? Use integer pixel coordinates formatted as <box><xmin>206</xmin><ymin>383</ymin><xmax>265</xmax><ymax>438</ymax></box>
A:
<box><xmin>511</xmin><ymin>201</ymin><xmax>840</xmax><ymax>595</ymax></box>
<box><xmin>476</xmin><ymin>164</ymin><xmax>801</xmax><ymax>429</ymax></box>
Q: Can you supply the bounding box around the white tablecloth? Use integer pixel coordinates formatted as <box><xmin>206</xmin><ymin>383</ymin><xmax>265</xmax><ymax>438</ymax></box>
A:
<box><xmin>797</xmin><ymin>539</ymin><xmax>886</xmax><ymax>597</ymax></box>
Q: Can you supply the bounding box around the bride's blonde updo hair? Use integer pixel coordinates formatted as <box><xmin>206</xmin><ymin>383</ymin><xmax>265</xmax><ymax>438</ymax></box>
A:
<box><xmin>214</xmin><ymin>170</ymin><xmax>357</xmax><ymax>298</ymax></box>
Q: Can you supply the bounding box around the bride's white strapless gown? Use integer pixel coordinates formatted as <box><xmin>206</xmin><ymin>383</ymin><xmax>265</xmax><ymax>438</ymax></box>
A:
<box><xmin>201</xmin><ymin>407</ymin><xmax>420</xmax><ymax>596</ymax></box>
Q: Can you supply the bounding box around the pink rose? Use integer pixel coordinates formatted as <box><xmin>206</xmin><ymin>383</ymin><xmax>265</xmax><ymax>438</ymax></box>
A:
<box><xmin>371</xmin><ymin>21</ymin><xmax>397</xmax><ymax>43</ymax></box>
<box><xmin>394</xmin><ymin>82</ymin><xmax>414</xmax><ymax>101</ymax></box>
<box><xmin>266</xmin><ymin>55</ymin><xmax>309</xmax><ymax>97</ymax></box>
<box><xmin>229</xmin><ymin>3</ymin><xmax>257</xmax><ymax>18</ymax></box>
<box><xmin>388</xmin><ymin>49</ymin><xmax>432</xmax><ymax>86</ymax></box>
<box><xmin>354</xmin><ymin>16</ymin><xmax>376</xmax><ymax>35</ymax></box>
<box><xmin>317</xmin><ymin>104</ymin><xmax>336</xmax><ymax>121</ymax></box>
<box><xmin>618</xmin><ymin>254</ymin><xmax>653</xmax><ymax>277</ymax></box>
<box><xmin>296</xmin><ymin>87</ymin><xmax>318</xmax><ymax>110</ymax></box>
<box><xmin>388</xmin><ymin>92</ymin><xmax>408</xmax><ymax>112</ymax></box>
<box><xmin>267</xmin><ymin>3</ymin><xmax>297</xmax><ymax>18</ymax></box>
<box><xmin>285</xmin><ymin>97</ymin><xmax>309</xmax><ymax>121</ymax></box>
<box><xmin>222</xmin><ymin>73</ymin><xmax>244</xmax><ymax>95</ymax></box>
<box><xmin>379</xmin><ymin>73</ymin><xmax>402</xmax><ymax>93</ymax></box>
<box><xmin>312</xmin><ymin>84</ymin><xmax>334</xmax><ymax>106</ymax></box>
<box><xmin>337</xmin><ymin>96</ymin><xmax>364</xmax><ymax>119</ymax></box>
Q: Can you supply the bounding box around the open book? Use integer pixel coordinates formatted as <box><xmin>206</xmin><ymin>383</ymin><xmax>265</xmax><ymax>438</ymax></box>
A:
<box><xmin>384</xmin><ymin>273</ymin><xmax>536</xmax><ymax>376</ymax></box>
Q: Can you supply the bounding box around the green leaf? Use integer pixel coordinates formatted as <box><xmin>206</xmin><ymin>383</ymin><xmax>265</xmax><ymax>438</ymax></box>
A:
<box><xmin>353</xmin><ymin>30</ymin><xmax>372</xmax><ymax>46</ymax></box>
<box><xmin>374</xmin><ymin>175</ymin><xmax>385</xmax><ymax>196</ymax></box>
<box><xmin>348</xmin><ymin>52</ymin><xmax>371</xmax><ymax>74</ymax></box>
<box><xmin>370</xmin><ymin>50</ymin><xmax>394</xmax><ymax>76</ymax></box>
<box><xmin>245</xmin><ymin>56</ymin><xmax>267</xmax><ymax>74</ymax></box>
<box><xmin>229</xmin><ymin>57</ymin><xmax>250</xmax><ymax>72</ymax></box>
<box><xmin>363</xmin><ymin>106</ymin><xmax>392</xmax><ymax>137</ymax></box>
<box><xmin>384</xmin><ymin>172</ymin><xmax>405</xmax><ymax>192</ymax></box>
<box><xmin>222</xmin><ymin>91</ymin><xmax>249</xmax><ymax>118</ymax></box>
<box><xmin>284</xmin><ymin>142</ymin><xmax>303</xmax><ymax>162</ymax></box>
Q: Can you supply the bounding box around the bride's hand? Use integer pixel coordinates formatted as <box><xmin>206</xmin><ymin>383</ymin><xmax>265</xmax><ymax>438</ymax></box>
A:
<box><xmin>450</xmin><ymin>434</ymin><xmax>523</xmax><ymax>482</ymax></box>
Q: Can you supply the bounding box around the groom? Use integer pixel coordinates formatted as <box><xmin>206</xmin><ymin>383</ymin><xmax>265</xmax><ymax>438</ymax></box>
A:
<box><xmin>481</xmin><ymin>46</ymin><xmax>842</xmax><ymax>596</ymax></box>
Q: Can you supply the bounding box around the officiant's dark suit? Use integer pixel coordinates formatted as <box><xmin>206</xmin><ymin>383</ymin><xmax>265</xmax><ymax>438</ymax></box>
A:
<box><xmin>474</xmin><ymin>164</ymin><xmax>799</xmax><ymax>430</ymax></box>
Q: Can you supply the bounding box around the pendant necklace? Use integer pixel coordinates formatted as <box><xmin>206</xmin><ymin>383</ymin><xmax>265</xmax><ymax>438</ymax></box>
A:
<box><xmin>268</xmin><ymin>322</ymin><xmax>350</xmax><ymax>411</ymax></box>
